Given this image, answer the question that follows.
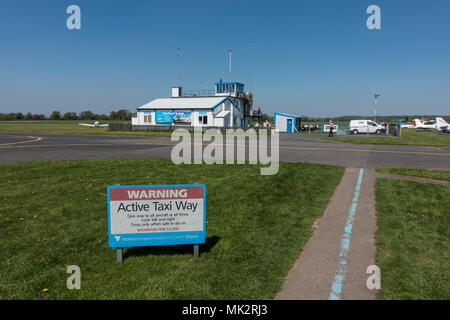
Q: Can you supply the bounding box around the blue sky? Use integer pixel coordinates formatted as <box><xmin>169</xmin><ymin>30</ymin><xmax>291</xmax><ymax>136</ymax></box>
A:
<box><xmin>0</xmin><ymin>0</ymin><xmax>449</xmax><ymax>117</ymax></box>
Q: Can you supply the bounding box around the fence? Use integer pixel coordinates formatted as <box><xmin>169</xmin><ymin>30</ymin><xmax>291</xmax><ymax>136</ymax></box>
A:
<box><xmin>336</xmin><ymin>124</ymin><xmax>349</xmax><ymax>136</ymax></box>
<box><xmin>323</xmin><ymin>123</ymin><xmax>400</xmax><ymax>137</ymax></box>
<box><xmin>109</xmin><ymin>123</ymin><xmax>274</xmax><ymax>135</ymax></box>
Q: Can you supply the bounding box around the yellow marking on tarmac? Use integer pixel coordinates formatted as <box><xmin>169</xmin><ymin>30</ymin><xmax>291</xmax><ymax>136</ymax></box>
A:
<box><xmin>0</xmin><ymin>135</ymin><xmax>43</xmax><ymax>146</ymax></box>
<box><xmin>279</xmin><ymin>146</ymin><xmax>450</xmax><ymax>157</ymax></box>
<box><xmin>0</xmin><ymin>140</ymin><xmax>449</xmax><ymax>157</ymax></box>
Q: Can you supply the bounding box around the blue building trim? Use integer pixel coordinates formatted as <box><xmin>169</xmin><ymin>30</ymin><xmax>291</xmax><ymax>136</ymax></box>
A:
<box><xmin>211</xmin><ymin>97</ymin><xmax>232</xmax><ymax>110</ymax></box>
<box><xmin>274</xmin><ymin>112</ymin><xmax>298</xmax><ymax>119</ymax></box>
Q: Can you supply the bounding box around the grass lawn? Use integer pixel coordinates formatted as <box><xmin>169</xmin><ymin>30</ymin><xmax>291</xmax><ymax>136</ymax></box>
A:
<box><xmin>376</xmin><ymin>168</ymin><xmax>450</xmax><ymax>182</ymax></box>
<box><xmin>316</xmin><ymin>129</ymin><xmax>450</xmax><ymax>148</ymax></box>
<box><xmin>375</xmin><ymin>178</ymin><xmax>450</xmax><ymax>299</ymax></box>
<box><xmin>0</xmin><ymin>120</ymin><xmax>172</xmax><ymax>137</ymax></box>
<box><xmin>0</xmin><ymin>159</ymin><xmax>344</xmax><ymax>299</ymax></box>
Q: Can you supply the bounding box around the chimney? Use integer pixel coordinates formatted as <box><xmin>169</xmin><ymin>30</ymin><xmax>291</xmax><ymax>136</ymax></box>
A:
<box><xmin>172</xmin><ymin>86</ymin><xmax>182</xmax><ymax>98</ymax></box>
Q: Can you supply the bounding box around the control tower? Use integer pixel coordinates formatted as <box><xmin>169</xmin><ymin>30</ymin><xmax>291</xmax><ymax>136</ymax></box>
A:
<box><xmin>215</xmin><ymin>81</ymin><xmax>245</xmax><ymax>98</ymax></box>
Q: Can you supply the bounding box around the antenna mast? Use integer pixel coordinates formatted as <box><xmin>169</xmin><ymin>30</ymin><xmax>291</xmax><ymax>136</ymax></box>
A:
<box><xmin>374</xmin><ymin>93</ymin><xmax>380</xmax><ymax>122</ymax></box>
<box><xmin>227</xmin><ymin>49</ymin><xmax>232</xmax><ymax>83</ymax></box>
<box><xmin>177</xmin><ymin>47</ymin><xmax>183</xmax><ymax>87</ymax></box>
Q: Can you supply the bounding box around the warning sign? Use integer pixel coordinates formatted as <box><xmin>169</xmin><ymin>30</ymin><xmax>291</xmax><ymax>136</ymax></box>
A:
<box><xmin>107</xmin><ymin>184</ymin><xmax>205</xmax><ymax>247</ymax></box>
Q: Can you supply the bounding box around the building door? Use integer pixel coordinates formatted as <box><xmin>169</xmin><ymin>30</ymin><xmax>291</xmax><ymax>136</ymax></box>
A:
<box><xmin>287</xmin><ymin>118</ymin><xmax>293</xmax><ymax>133</ymax></box>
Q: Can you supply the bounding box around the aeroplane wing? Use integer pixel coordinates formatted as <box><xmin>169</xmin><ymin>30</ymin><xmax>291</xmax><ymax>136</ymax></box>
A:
<box><xmin>79</xmin><ymin>123</ymin><xmax>95</xmax><ymax>127</ymax></box>
<box><xmin>397</xmin><ymin>120</ymin><xmax>414</xmax><ymax>128</ymax></box>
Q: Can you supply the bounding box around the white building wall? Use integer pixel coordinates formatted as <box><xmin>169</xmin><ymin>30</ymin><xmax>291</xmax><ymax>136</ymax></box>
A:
<box><xmin>135</xmin><ymin>111</ymin><xmax>155</xmax><ymax>125</ymax></box>
<box><xmin>214</xmin><ymin>117</ymin><xmax>224</xmax><ymax>127</ymax></box>
<box><xmin>275</xmin><ymin>115</ymin><xmax>287</xmax><ymax>132</ymax></box>
<box><xmin>192</xmin><ymin>110</ymin><xmax>214</xmax><ymax>127</ymax></box>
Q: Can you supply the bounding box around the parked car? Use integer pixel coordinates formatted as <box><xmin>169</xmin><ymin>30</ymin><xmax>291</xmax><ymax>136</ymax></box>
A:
<box><xmin>300</xmin><ymin>124</ymin><xmax>319</xmax><ymax>132</ymax></box>
<box><xmin>349</xmin><ymin>120</ymin><xmax>386</xmax><ymax>135</ymax></box>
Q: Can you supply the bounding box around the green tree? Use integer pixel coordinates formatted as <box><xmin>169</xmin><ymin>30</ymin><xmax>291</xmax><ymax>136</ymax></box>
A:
<box><xmin>79</xmin><ymin>110</ymin><xmax>95</xmax><ymax>120</ymax></box>
<box><xmin>111</xmin><ymin>109</ymin><xmax>132</xmax><ymax>120</ymax></box>
<box><xmin>14</xmin><ymin>112</ymin><xmax>24</xmax><ymax>120</ymax></box>
<box><xmin>50</xmin><ymin>111</ymin><xmax>61</xmax><ymax>120</ymax></box>
<box><xmin>0</xmin><ymin>113</ymin><xmax>15</xmax><ymax>121</ymax></box>
<box><xmin>32</xmin><ymin>114</ymin><xmax>45</xmax><ymax>120</ymax></box>
<box><xmin>62</xmin><ymin>112</ymin><xmax>77</xmax><ymax>120</ymax></box>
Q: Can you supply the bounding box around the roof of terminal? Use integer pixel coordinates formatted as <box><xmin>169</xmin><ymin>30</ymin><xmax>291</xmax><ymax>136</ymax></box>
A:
<box><xmin>137</xmin><ymin>97</ymin><xmax>229</xmax><ymax>110</ymax></box>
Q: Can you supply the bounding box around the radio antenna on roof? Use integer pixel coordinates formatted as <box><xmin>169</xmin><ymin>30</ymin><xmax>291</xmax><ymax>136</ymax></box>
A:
<box><xmin>176</xmin><ymin>47</ymin><xmax>183</xmax><ymax>87</ymax></box>
<box><xmin>227</xmin><ymin>49</ymin><xmax>232</xmax><ymax>83</ymax></box>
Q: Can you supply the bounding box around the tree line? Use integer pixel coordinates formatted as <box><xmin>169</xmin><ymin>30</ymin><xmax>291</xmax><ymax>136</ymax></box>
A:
<box><xmin>0</xmin><ymin>109</ymin><xmax>133</xmax><ymax>121</ymax></box>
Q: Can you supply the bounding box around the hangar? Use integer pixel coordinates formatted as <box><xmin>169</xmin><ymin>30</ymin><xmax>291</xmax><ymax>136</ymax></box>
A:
<box><xmin>132</xmin><ymin>82</ymin><xmax>252</xmax><ymax>128</ymax></box>
<box><xmin>274</xmin><ymin>113</ymin><xmax>302</xmax><ymax>133</ymax></box>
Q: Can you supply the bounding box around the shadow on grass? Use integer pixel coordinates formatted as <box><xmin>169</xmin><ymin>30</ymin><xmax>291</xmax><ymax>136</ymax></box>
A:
<box><xmin>123</xmin><ymin>235</ymin><xmax>221</xmax><ymax>259</ymax></box>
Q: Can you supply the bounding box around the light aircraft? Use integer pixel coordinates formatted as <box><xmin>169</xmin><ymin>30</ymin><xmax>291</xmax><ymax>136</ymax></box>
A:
<box><xmin>413</xmin><ymin>119</ymin><xmax>436</xmax><ymax>130</ymax></box>
<box><xmin>396</xmin><ymin>120</ymin><xmax>414</xmax><ymax>128</ymax></box>
<box><xmin>78</xmin><ymin>121</ymin><xmax>109</xmax><ymax>128</ymax></box>
<box><xmin>436</xmin><ymin>117</ymin><xmax>450</xmax><ymax>133</ymax></box>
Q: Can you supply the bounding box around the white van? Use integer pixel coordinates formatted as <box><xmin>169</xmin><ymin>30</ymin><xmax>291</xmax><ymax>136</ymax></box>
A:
<box><xmin>349</xmin><ymin>120</ymin><xmax>385</xmax><ymax>135</ymax></box>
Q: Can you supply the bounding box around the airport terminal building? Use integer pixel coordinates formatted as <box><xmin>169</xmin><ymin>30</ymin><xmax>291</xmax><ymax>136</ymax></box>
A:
<box><xmin>132</xmin><ymin>82</ymin><xmax>252</xmax><ymax>128</ymax></box>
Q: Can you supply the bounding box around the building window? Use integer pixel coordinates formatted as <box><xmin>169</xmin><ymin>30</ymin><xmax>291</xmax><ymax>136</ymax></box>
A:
<box><xmin>144</xmin><ymin>115</ymin><xmax>152</xmax><ymax>123</ymax></box>
<box><xmin>199</xmin><ymin>115</ymin><xmax>208</xmax><ymax>125</ymax></box>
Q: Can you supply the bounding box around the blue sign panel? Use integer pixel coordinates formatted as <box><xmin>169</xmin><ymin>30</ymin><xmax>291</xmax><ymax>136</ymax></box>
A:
<box><xmin>107</xmin><ymin>184</ymin><xmax>206</xmax><ymax>247</ymax></box>
<box><xmin>155</xmin><ymin>111</ymin><xmax>191</xmax><ymax>124</ymax></box>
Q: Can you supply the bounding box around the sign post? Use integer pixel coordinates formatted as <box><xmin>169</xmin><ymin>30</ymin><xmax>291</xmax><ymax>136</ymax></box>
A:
<box><xmin>107</xmin><ymin>184</ymin><xmax>206</xmax><ymax>262</ymax></box>
<box><xmin>114</xmin><ymin>184</ymin><xmax>123</xmax><ymax>263</ymax></box>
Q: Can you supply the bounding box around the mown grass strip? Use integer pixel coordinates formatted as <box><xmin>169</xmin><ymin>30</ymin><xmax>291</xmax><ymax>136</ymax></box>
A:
<box><xmin>0</xmin><ymin>120</ymin><xmax>172</xmax><ymax>137</ymax></box>
<box><xmin>0</xmin><ymin>159</ymin><xmax>344</xmax><ymax>299</ymax></box>
<box><xmin>316</xmin><ymin>129</ymin><xmax>450</xmax><ymax>148</ymax></box>
<box><xmin>376</xmin><ymin>167</ymin><xmax>450</xmax><ymax>182</ymax></box>
<box><xmin>375</xmin><ymin>178</ymin><xmax>450</xmax><ymax>299</ymax></box>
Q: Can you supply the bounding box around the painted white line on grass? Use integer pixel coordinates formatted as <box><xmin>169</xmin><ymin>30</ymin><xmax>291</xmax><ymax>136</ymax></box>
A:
<box><xmin>329</xmin><ymin>168</ymin><xmax>364</xmax><ymax>300</ymax></box>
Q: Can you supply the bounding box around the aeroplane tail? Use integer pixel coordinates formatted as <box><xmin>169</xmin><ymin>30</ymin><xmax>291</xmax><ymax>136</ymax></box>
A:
<box><xmin>436</xmin><ymin>117</ymin><xmax>449</xmax><ymax>131</ymax></box>
<box><xmin>413</xmin><ymin>119</ymin><xmax>423</xmax><ymax>128</ymax></box>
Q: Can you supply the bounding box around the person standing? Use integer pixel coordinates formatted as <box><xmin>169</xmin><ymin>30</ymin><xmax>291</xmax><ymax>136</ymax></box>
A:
<box><xmin>328</xmin><ymin>120</ymin><xmax>335</xmax><ymax>137</ymax></box>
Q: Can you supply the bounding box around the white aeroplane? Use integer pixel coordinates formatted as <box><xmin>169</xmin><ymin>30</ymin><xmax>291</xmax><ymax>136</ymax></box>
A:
<box><xmin>79</xmin><ymin>121</ymin><xmax>109</xmax><ymax>128</ymax></box>
<box><xmin>436</xmin><ymin>117</ymin><xmax>450</xmax><ymax>133</ymax></box>
<box><xmin>396</xmin><ymin>120</ymin><xmax>415</xmax><ymax>128</ymax></box>
<box><xmin>413</xmin><ymin>119</ymin><xmax>436</xmax><ymax>130</ymax></box>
